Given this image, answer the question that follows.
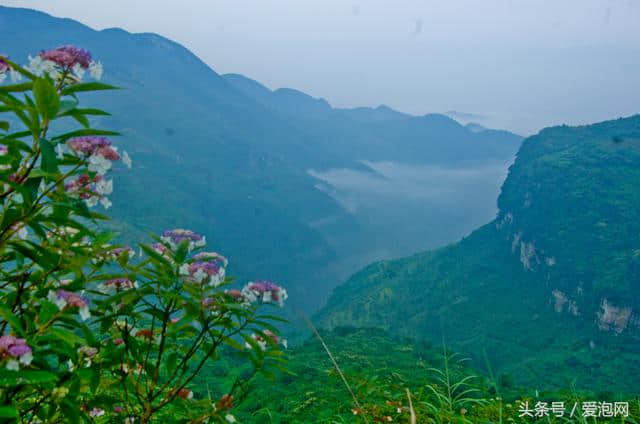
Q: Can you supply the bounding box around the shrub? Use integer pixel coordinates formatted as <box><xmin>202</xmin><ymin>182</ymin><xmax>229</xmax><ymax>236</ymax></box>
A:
<box><xmin>0</xmin><ymin>48</ymin><xmax>286</xmax><ymax>423</ymax></box>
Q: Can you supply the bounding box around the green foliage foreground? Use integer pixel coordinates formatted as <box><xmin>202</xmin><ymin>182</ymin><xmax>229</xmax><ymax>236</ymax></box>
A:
<box><xmin>236</xmin><ymin>328</ymin><xmax>640</xmax><ymax>423</ymax></box>
<box><xmin>0</xmin><ymin>49</ymin><xmax>288</xmax><ymax>423</ymax></box>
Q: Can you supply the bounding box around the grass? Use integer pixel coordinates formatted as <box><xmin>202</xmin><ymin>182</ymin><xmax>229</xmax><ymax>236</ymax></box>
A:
<box><xmin>226</xmin><ymin>328</ymin><xmax>640</xmax><ymax>423</ymax></box>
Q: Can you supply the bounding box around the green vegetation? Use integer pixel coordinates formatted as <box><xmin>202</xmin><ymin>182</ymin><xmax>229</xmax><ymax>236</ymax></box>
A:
<box><xmin>0</xmin><ymin>49</ymin><xmax>288</xmax><ymax>423</ymax></box>
<box><xmin>229</xmin><ymin>328</ymin><xmax>640</xmax><ymax>423</ymax></box>
<box><xmin>317</xmin><ymin>116</ymin><xmax>640</xmax><ymax>392</ymax></box>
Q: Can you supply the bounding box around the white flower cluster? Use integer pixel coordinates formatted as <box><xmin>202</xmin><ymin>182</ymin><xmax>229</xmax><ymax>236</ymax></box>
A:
<box><xmin>244</xmin><ymin>330</ymin><xmax>287</xmax><ymax>351</ymax></box>
<box><xmin>26</xmin><ymin>55</ymin><xmax>103</xmax><ymax>81</ymax></box>
<box><xmin>0</xmin><ymin>65</ymin><xmax>22</xmax><ymax>84</ymax></box>
<box><xmin>47</xmin><ymin>290</ymin><xmax>91</xmax><ymax>321</ymax></box>
<box><xmin>240</xmin><ymin>281</ymin><xmax>288</xmax><ymax>307</ymax></box>
<box><xmin>179</xmin><ymin>261</ymin><xmax>226</xmax><ymax>287</ymax></box>
<box><xmin>88</xmin><ymin>152</ymin><xmax>113</xmax><ymax>175</ymax></box>
<box><xmin>91</xmin><ymin>178</ymin><xmax>113</xmax><ymax>209</ymax></box>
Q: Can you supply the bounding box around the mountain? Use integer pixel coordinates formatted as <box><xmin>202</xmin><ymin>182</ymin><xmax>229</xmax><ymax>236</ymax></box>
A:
<box><xmin>1</xmin><ymin>6</ymin><xmax>522</xmax><ymax>314</ymax></box>
<box><xmin>224</xmin><ymin>73</ymin><xmax>522</xmax><ymax>165</ymax></box>
<box><xmin>316</xmin><ymin>115</ymin><xmax>640</xmax><ymax>391</ymax></box>
<box><xmin>1</xmin><ymin>5</ymin><xmax>352</xmax><ymax>313</ymax></box>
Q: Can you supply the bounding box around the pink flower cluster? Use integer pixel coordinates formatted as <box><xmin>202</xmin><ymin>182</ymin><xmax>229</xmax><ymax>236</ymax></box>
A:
<box><xmin>68</xmin><ymin>136</ymin><xmax>119</xmax><ymax>159</ymax></box>
<box><xmin>99</xmin><ymin>278</ymin><xmax>137</xmax><ymax>292</ymax></box>
<box><xmin>67</xmin><ymin>136</ymin><xmax>131</xmax><ymax>176</ymax></box>
<box><xmin>241</xmin><ymin>281</ymin><xmax>288</xmax><ymax>307</ymax></box>
<box><xmin>96</xmin><ymin>246</ymin><xmax>135</xmax><ymax>262</ymax></box>
<box><xmin>27</xmin><ymin>45</ymin><xmax>103</xmax><ymax>81</ymax></box>
<box><xmin>0</xmin><ymin>335</ymin><xmax>33</xmax><ymax>370</ymax></box>
<box><xmin>89</xmin><ymin>408</ymin><xmax>105</xmax><ymax>418</ymax></box>
<box><xmin>246</xmin><ymin>330</ymin><xmax>287</xmax><ymax>351</ymax></box>
<box><xmin>177</xmin><ymin>388</ymin><xmax>194</xmax><ymax>400</ymax></box>
<box><xmin>78</xmin><ymin>346</ymin><xmax>98</xmax><ymax>358</ymax></box>
<box><xmin>151</xmin><ymin>242</ymin><xmax>170</xmax><ymax>256</ymax></box>
<box><xmin>0</xmin><ymin>56</ymin><xmax>8</xmax><ymax>74</ymax></box>
<box><xmin>107</xmin><ymin>246</ymin><xmax>134</xmax><ymax>257</ymax></box>
<box><xmin>64</xmin><ymin>174</ymin><xmax>101</xmax><ymax>197</ymax></box>
<box><xmin>65</xmin><ymin>174</ymin><xmax>113</xmax><ymax>209</ymax></box>
<box><xmin>202</xmin><ymin>297</ymin><xmax>217</xmax><ymax>308</ymax></box>
<box><xmin>40</xmin><ymin>45</ymin><xmax>92</xmax><ymax>69</ymax></box>
<box><xmin>76</xmin><ymin>345</ymin><xmax>98</xmax><ymax>368</ymax></box>
<box><xmin>225</xmin><ymin>289</ymin><xmax>246</xmax><ymax>303</ymax></box>
<box><xmin>183</xmin><ymin>259</ymin><xmax>226</xmax><ymax>287</ymax></box>
<box><xmin>161</xmin><ymin>229</ymin><xmax>206</xmax><ymax>250</ymax></box>
<box><xmin>48</xmin><ymin>289</ymin><xmax>91</xmax><ymax>320</ymax></box>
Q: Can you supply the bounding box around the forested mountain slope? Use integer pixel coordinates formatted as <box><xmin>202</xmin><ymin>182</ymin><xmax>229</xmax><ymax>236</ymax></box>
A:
<box><xmin>317</xmin><ymin>115</ymin><xmax>640</xmax><ymax>391</ymax></box>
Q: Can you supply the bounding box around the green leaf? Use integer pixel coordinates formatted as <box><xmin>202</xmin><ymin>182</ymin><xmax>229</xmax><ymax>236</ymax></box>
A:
<box><xmin>49</xmin><ymin>328</ymin><xmax>84</xmax><ymax>348</ymax></box>
<box><xmin>90</xmin><ymin>367</ymin><xmax>100</xmax><ymax>393</ymax></box>
<box><xmin>0</xmin><ymin>121</ymin><xmax>8</xmax><ymax>132</ymax></box>
<box><xmin>70</xmin><ymin>198</ymin><xmax>92</xmax><ymax>218</ymax></box>
<box><xmin>174</xmin><ymin>239</ymin><xmax>189</xmax><ymax>263</ymax></box>
<box><xmin>70</xmin><ymin>113</ymin><xmax>90</xmax><ymax>128</ymax></box>
<box><xmin>9</xmin><ymin>241</ymin><xmax>58</xmax><ymax>269</ymax></box>
<box><xmin>0</xmin><ymin>370</ymin><xmax>58</xmax><ymax>386</ymax></box>
<box><xmin>61</xmin><ymin>82</ymin><xmax>120</xmax><ymax>95</ymax></box>
<box><xmin>222</xmin><ymin>337</ymin><xmax>245</xmax><ymax>351</ymax></box>
<box><xmin>24</xmin><ymin>93</ymin><xmax>42</xmax><ymax>131</ymax></box>
<box><xmin>0</xmin><ymin>81</ymin><xmax>33</xmax><ymax>93</ymax></box>
<box><xmin>60</xmin><ymin>400</ymin><xmax>80</xmax><ymax>424</ymax></box>
<box><xmin>52</xmin><ymin>128</ymin><xmax>120</xmax><ymax>143</ymax></box>
<box><xmin>38</xmin><ymin>301</ymin><xmax>58</xmax><ymax>325</ymax></box>
<box><xmin>0</xmin><ymin>406</ymin><xmax>18</xmax><ymax>418</ymax></box>
<box><xmin>38</xmin><ymin>138</ymin><xmax>59</xmax><ymax>173</ymax></box>
<box><xmin>58</xmin><ymin>98</ymin><xmax>79</xmax><ymax>116</ymax></box>
<box><xmin>59</xmin><ymin>107</ymin><xmax>111</xmax><ymax>117</ymax></box>
<box><xmin>166</xmin><ymin>351</ymin><xmax>179</xmax><ymax>374</ymax></box>
<box><xmin>0</xmin><ymin>305</ymin><xmax>25</xmax><ymax>336</ymax></box>
<box><xmin>17</xmin><ymin>176</ymin><xmax>42</xmax><ymax>206</ymax></box>
<box><xmin>255</xmin><ymin>314</ymin><xmax>289</xmax><ymax>323</ymax></box>
<box><xmin>33</xmin><ymin>78</ymin><xmax>60</xmax><ymax>120</ymax></box>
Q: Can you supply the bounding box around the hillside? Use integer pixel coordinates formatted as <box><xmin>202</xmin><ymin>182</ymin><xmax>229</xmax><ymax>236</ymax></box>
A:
<box><xmin>316</xmin><ymin>115</ymin><xmax>640</xmax><ymax>391</ymax></box>
<box><xmin>1</xmin><ymin>6</ymin><xmax>522</xmax><ymax>313</ymax></box>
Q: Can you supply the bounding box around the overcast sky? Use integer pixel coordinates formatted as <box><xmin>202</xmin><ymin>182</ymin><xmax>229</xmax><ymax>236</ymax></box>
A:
<box><xmin>4</xmin><ymin>0</ymin><xmax>640</xmax><ymax>134</ymax></box>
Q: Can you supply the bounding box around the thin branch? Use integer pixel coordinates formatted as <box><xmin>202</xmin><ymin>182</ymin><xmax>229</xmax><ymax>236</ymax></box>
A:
<box><xmin>300</xmin><ymin>313</ymin><xmax>367</xmax><ymax>423</ymax></box>
<box><xmin>406</xmin><ymin>388</ymin><xmax>416</xmax><ymax>424</ymax></box>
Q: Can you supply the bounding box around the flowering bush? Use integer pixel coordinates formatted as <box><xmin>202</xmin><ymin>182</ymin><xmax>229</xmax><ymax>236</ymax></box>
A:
<box><xmin>0</xmin><ymin>48</ymin><xmax>287</xmax><ymax>423</ymax></box>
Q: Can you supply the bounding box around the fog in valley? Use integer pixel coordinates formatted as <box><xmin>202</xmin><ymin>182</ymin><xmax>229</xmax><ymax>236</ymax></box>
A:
<box><xmin>309</xmin><ymin>159</ymin><xmax>512</xmax><ymax>280</ymax></box>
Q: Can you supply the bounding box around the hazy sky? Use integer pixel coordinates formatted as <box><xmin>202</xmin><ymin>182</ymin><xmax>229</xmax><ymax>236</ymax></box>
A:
<box><xmin>4</xmin><ymin>0</ymin><xmax>639</xmax><ymax>134</ymax></box>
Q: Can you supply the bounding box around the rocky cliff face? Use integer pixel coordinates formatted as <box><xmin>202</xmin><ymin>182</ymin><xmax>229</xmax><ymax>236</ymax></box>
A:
<box><xmin>495</xmin><ymin>116</ymin><xmax>640</xmax><ymax>336</ymax></box>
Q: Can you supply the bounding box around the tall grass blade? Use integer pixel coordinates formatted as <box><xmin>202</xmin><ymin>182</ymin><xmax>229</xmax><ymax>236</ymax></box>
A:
<box><xmin>301</xmin><ymin>313</ymin><xmax>368</xmax><ymax>424</ymax></box>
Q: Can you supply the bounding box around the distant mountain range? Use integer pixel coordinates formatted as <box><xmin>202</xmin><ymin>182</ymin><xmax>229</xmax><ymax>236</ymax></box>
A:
<box><xmin>224</xmin><ymin>74</ymin><xmax>522</xmax><ymax>165</ymax></box>
<box><xmin>316</xmin><ymin>115</ymin><xmax>640</xmax><ymax>391</ymax></box>
<box><xmin>1</xmin><ymin>6</ymin><xmax>522</xmax><ymax>314</ymax></box>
